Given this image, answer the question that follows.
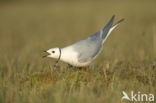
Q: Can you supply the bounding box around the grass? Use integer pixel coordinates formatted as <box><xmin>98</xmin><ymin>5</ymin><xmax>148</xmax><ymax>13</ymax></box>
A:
<box><xmin>0</xmin><ymin>0</ymin><xmax>156</xmax><ymax>103</ymax></box>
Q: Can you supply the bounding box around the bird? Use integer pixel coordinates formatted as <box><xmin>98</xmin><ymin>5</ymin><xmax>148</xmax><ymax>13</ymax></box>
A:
<box><xmin>43</xmin><ymin>15</ymin><xmax>124</xmax><ymax>70</ymax></box>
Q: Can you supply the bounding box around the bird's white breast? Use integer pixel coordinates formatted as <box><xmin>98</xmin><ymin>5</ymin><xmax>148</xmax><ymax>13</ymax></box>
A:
<box><xmin>60</xmin><ymin>46</ymin><xmax>91</xmax><ymax>67</ymax></box>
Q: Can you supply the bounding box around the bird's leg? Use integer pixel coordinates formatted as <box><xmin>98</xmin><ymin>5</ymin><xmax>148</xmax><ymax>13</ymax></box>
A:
<box><xmin>82</xmin><ymin>67</ymin><xmax>87</xmax><ymax>71</ymax></box>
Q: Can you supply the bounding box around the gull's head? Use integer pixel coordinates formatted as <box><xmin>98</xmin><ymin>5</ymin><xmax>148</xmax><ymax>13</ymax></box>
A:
<box><xmin>43</xmin><ymin>48</ymin><xmax>60</xmax><ymax>59</ymax></box>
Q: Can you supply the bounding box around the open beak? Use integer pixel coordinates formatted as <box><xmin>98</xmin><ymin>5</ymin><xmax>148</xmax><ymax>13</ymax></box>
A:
<box><xmin>42</xmin><ymin>51</ymin><xmax>51</xmax><ymax>58</ymax></box>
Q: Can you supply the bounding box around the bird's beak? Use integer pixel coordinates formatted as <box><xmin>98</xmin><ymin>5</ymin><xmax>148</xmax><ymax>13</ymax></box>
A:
<box><xmin>42</xmin><ymin>51</ymin><xmax>51</xmax><ymax>58</ymax></box>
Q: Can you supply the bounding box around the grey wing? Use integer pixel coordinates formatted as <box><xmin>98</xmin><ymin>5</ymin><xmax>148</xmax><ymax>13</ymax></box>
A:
<box><xmin>72</xmin><ymin>16</ymin><xmax>115</xmax><ymax>63</ymax></box>
<box><xmin>72</xmin><ymin>36</ymin><xmax>103</xmax><ymax>63</ymax></box>
<box><xmin>101</xmin><ymin>15</ymin><xmax>115</xmax><ymax>39</ymax></box>
<box><xmin>89</xmin><ymin>15</ymin><xmax>124</xmax><ymax>44</ymax></box>
<box><xmin>72</xmin><ymin>15</ymin><xmax>124</xmax><ymax>63</ymax></box>
<box><xmin>86</xmin><ymin>15</ymin><xmax>115</xmax><ymax>45</ymax></box>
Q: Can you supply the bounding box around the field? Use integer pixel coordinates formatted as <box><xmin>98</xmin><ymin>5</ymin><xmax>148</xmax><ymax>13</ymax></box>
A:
<box><xmin>0</xmin><ymin>0</ymin><xmax>156</xmax><ymax>103</ymax></box>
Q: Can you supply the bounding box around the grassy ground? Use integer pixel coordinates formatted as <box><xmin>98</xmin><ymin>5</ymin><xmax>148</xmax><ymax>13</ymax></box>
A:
<box><xmin>0</xmin><ymin>1</ymin><xmax>156</xmax><ymax>103</ymax></box>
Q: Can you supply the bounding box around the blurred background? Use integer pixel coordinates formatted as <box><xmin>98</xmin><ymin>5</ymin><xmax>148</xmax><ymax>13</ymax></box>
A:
<box><xmin>0</xmin><ymin>0</ymin><xmax>156</xmax><ymax>103</ymax></box>
<box><xmin>0</xmin><ymin>0</ymin><xmax>155</xmax><ymax>64</ymax></box>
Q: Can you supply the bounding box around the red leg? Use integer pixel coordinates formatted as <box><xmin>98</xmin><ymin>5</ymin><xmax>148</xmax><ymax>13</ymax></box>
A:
<box><xmin>82</xmin><ymin>67</ymin><xmax>87</xmax><ymax>71</ymax></box>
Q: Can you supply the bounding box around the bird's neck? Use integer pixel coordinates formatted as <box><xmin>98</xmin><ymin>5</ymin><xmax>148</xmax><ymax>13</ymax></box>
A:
<box><xmin>60</xmin><ymin>46</ymin><xmax>78</xmax><ymax>64</ymax></box>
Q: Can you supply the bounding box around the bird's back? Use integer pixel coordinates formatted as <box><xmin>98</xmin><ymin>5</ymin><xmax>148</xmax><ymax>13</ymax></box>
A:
<box><xmin>72</xmin><ymin>32</ymin><xmax>103</xmax><ymax>63</ymax></box>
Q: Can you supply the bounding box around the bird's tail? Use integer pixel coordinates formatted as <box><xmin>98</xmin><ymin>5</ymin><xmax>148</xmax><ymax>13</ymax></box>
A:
<box><xmin>101</xmin><ymin>16</ymin><xmax>124</xmax><ymax>44</ymax></box>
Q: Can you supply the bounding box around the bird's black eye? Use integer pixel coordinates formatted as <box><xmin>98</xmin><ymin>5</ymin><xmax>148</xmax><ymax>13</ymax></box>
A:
<box><xmin>52</xmin><ymin>51</ymin><xmax>55</xmax><ymax>53</ymax></box>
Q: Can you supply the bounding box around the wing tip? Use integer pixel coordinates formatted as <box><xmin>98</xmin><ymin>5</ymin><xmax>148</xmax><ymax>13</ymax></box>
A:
<box><xmin>112</xmin><ymin>18</ymin><xmax>125</xmax><ymax>27</ymax></box>
<box><xmin>118</xmin><ymin>18</ymin><xmax>125</xmax><ymax>23</ymax></box>
<box><xmin>111</xmin><ymin>15</ymin><xmax>125</xmax><ymax>24</ymax></box>
<box><xmin>111</xmin><ymin>15</ymin><xmax>115</xmax><ymax>21</ymax></box>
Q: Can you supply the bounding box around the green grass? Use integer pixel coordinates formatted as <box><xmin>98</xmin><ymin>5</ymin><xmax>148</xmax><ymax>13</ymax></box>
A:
<box><xmin>0</xmin><ymin>1</ymin><xmax>156</xmax><ymax>103</ymax></box>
